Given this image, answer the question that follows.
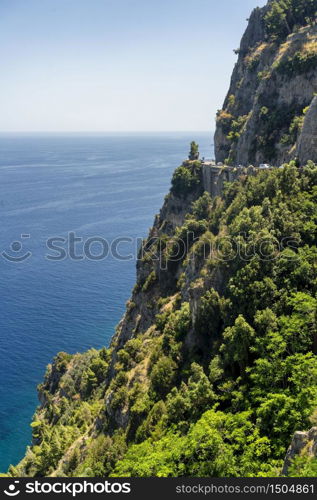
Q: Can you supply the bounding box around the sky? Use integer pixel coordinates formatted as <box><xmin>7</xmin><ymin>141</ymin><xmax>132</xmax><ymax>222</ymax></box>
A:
<box><xmin>0</xmin><ymin>0</ymin><xmax>267</xmax><ymax>132</ymax></box>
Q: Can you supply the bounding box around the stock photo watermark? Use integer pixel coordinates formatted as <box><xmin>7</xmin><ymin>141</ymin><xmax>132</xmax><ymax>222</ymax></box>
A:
<box><xmin>1</xmin><ymin>231</ymin><xmax>300</xmax><ymax>268</ymax></box>
<box><xmin>1</xmin><ymin>234</ymin><xmax>32</xmax><ymax>263</ymax></box>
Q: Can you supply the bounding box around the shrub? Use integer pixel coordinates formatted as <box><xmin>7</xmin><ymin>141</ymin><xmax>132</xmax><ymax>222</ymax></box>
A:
<box><xmin>277</xmin><ymin>47</ymin><xmax>317</xmax><ymax>77</ymax></box>
<box><xmin>226</xmin><ymin>115</ymin><xmax>249</xmax><ymax>143</ymax></box>
<box><xmin>150</xmin><ymin>356</ymin><xmax>177</xmax><ymax>397</ymax></box>
<box><xmin>216</xmin><ymin>110</ymin><xmax>233</xmax><ymax>134</ymax></box>
<box><xmin>264</xmin><ymin>0</ymin><xmax>317</xmax><ymax>41</ymax></box>
<box><xmin>142</xmin><ymin>271</ymin><xmax>157</xmax><ymax>292</ymax></box>
<box><xmin>171</xmin><ymin>166</ymin><xmax>200</xmax><ymax>198</ymax></box>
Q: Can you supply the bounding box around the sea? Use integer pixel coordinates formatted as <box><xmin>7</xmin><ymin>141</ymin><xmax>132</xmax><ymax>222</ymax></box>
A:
<box><xmin>0</xmin><ymin>132</ymin><xmax>212</xmax><ymax>472</ymax></box>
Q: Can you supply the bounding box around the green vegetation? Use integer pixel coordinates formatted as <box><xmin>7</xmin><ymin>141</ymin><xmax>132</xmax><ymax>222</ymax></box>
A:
<box><xmin>276</xmin><ymin>46</ymin><xmax>317</xmax><ymax>76</ymax></box>
<box><xmin>216</xmin><ymin>110</ymin><xmax>234</xmax><ymax>135</ymax></box>
<box><xmin>171</xmin><ymin>161</ymin><xmax>201</xmax><ymax>198</ymax></box>
<box><xmin>226</xmin><ymin>115</ymin><xmax>249</xmax><ymax>144</ymax></box>
<box><xmin>113</xmin><ymin>410</ymin><xmax>271</xmax><ymax>477</ymax></box>
<box><xmin>264</xmin><ymin>0</ymin><xmax>317</xmax><ymax>41</ymax></box>
<box><xmin>188</xmin><ymin>141</ymin><xmax>199</xmax><ymax>161</ymax></box>
<box><xmin>253</xmin><ymin>101</ymin><xmax>307</xmax><ymax>160</ymax></box>
<box><xmin>10</xmin><ymin>162</ymin><xmax>317</xmax><ymax>478</ymax></box>
<box><xmin>142</xmin><ymin>271</ymin><xmax>157</xmax><ymax>292</ymax></box>
<box><xmin>216</xmin><ymin>1</ymin><xmax>316</xmax><ymax>167</ymax></box>
<box><xmin>281</xmin><ymin>106</ymin><xmax>309</xmax><ymax>145</ymax></box>
<box><xmin>217</xmin><ymin>111</ymin><xmax>250</xmax><ymax>165</ymax></box>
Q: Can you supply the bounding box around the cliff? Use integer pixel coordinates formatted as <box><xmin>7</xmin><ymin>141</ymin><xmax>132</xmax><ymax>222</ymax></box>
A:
<box><xmin>283</xmin><ymin>427</ymin><xmax>317</xmax><ymax>476</ymax></box>
<box><xmin>7</xmin><ymin>0</ymin><xmax>317</xmax><ymax>478</ymax></box>
<box><xmin>214</xmin><ymin>1</ymin><xmax>317</xmax><ymax>166</ymax></box>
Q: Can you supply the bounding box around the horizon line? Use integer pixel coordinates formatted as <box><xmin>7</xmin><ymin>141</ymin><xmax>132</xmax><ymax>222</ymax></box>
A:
<box><xmin>0</xmin><ymin>130</ymin><xmax>213</xmax><ymax>134</ymax></box>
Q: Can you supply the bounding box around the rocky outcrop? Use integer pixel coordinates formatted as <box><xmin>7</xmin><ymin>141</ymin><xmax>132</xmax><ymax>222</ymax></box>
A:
<box><xmin>297</xmin><ymin>96</ymin><xmax>317</xmax><ymax>164</ymax></box>
<box><xmin>114</xmin><ymin>162</ymin><xmax>256</xmax><ymax>351</ymax></box>
<box><xmin>283</xmin><ymin>427</ymin><xmax>317</xmax><ymax>475</ymax></box>
<box><xmin>215</xmin><ymin>7</ymin><xmax>317</xmax><ymax>166</ymax></box>
<box><xmin>113</xmin><ymin>183</ymin><xmax>203</xmax><ymax>350</ymax></box>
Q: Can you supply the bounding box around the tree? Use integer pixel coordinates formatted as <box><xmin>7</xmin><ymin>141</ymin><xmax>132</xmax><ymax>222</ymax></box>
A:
<box><xmin>171</xmin><ymin>165</ymin><xmax>199</xmax><ymax>197</ymax></box>
<box><xmin>189</xmin><ymin>141</ymin><xmax>199</xmax><ymax>161</ymax></box>
<box><xmin>221</xmin><ymin>315</ymin><xmax>255</xmax><ymax>373</ymax></box>
<box><xmin>196</xmin><ymin>289</ymin><xmax>223</xmax><ymax>338</ymax></box>
<box><xmin>150</xmin><ymin>356</ymin><xmax>177</xmax><ymax>397</ymax></box>
<box><xmin>192</xmin><ymin>192</ymin><xmax>212</xmax><ymax>220</ymax></box>
<box><xmin>187</xmin><ymin>363</ymin><xmax>216</xmax><ymax>419</ymax></box>
<box><xmin>264</xmin><ymin>0</ymin><xmax>291</xmax><ymax>40</ymax></box>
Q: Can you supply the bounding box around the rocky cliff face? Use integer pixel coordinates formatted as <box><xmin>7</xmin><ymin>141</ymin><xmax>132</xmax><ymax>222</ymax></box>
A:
<box><xmin>214</xmin><ymin>4</ymin><xmax>317</xmax><ymax>166</ymax></box>
<box><xmin>297</xmin><ymin>96</ymin><xmax>317</xmax><ymax>164</ymax></box>
<box><xmin>283</xmin><ymin>427</ymin><xmax>317</xmax><ymax>476</ymax></box>
<box><xmin>114</xmin><ymin>162</ymin><xmax>253</xmax><ymax>351</ymax></box>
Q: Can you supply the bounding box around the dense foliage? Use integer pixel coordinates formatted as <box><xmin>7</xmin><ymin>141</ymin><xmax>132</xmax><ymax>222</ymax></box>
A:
<box><xmin>9</xmin><ymin>161</ymin><xmax>317</xmax><ymax>478</ymax></box>
<box><xmin>264</xmin><ymin>0</ymin><xmax>317</xmax><ymax>41</ymax></box>
<box><xmin>171</xmin><ymin>161</ymin><xmax>201</xmax><ymax>197</ymax></box>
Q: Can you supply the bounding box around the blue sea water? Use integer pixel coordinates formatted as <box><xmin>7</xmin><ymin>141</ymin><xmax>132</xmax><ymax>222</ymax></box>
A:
<box><xmin>0</xmin><ymin>132</ymin><xmax>212</xmax><ymax>472</ymax></box>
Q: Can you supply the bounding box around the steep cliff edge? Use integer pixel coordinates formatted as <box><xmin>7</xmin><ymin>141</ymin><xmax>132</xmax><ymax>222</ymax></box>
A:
<box><xmin>215</xmin><ymin>1</ymin><xmax>317</xmax><ymax>166</ymax></box>
<box><xmin>6</xmin><ymin>0</ymin><xmax>317</xmax><ymax>478</ymax></box>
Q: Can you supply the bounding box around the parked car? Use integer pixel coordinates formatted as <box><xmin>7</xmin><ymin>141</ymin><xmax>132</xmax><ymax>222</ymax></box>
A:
<box><xmin>259</xmin><ymin>163</ymin><xmax>270</xmax><ymax>169</ymax></box>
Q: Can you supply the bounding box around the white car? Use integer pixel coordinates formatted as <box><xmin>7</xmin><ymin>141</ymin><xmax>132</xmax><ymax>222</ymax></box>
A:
<box><xmin>259</xmin><ymin>163</ymin><xmax>270</xmax><ymax>169</ymax></box>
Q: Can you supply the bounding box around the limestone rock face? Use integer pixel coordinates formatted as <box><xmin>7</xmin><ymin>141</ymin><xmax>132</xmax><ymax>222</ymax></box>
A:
<box><xmin>283</xmin><ymin>427</ymin><xmax>317</xmax><ymax>475</ymax></box>
<box><xmin>297</xmin><ymin>96</ymin><xmax>317</xmax><ymax>165</ymax></box>
<box><xmin>113</xmin><ymin>163</ymin><xmax>257</xmax><ymax>352</ymax></box>
<box><xmin>214</xmin><ymin>7</ymin><xmax>317</xmax><ymax>166</ymax></box>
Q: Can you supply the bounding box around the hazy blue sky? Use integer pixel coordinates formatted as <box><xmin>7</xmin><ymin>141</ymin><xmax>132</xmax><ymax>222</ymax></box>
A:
<box><xmin>0</xmin><ymin>0</ymin><xmax>267</xmax><ymax>132</ymax></box>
